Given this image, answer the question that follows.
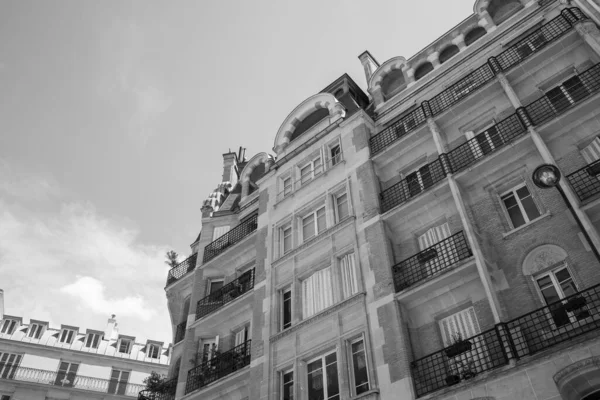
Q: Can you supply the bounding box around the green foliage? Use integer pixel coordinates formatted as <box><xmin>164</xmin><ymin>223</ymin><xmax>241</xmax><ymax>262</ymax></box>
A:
<box><xmin>165</xmin><ymin>250</ymin><xmax>179</xmax><ymax>268</ymax></box>
<box><xmin>143</xmin><ymin>371</ymin><xmax>167</xmax><ymax>392</ymax></box>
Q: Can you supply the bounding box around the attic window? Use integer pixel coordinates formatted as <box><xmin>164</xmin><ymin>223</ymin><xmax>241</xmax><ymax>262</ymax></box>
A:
<box><xmin>290</xmin><ymin>108</ymin><xmax>330</xmax><ymax>142</ymax></box>
<box><xmin>464</xmin><ymin>27</ymin><xmax>487</xmax><ymax>46</ymax></box>
<box><xmin>85</xmin><ymin>333</ymin><xmax>101</xmax><ymax>349</ymax></box>
<box><xmin>488</xmin><ymin>0</ymin><xmax>523</xmax><ymax>25</ymax></box>
<box><xmin>28</xmin><ymin>323</ymin><xmax>44</xmax><ymax>339</ymax></box>
<box><xmin>59</xmin><ymin>329</ymin><xmax>76</xmax><ymax>344</ymax></box>
<box><xmin>439</xmin><ymin>45</ymin><xmax>460</xmax><ymax>64</ymax></box>
<box><xmin>414</xmin><ymin>62</ymin><xmax>434</xmax><ymax>81</ymax></box>
<box><xmin>118</xmin><ymin>339</ymin><xmax>132</xmax><ymax>354</ymax></box>
<box><xmin>147</xmin><ymin>344</ymin><xmax>161</xmax><ymax>359</ymax></box>
<box><xmin>0</xmin><ymin>319</ymin><xmax>17</xmax><ymax>335</ymax></box>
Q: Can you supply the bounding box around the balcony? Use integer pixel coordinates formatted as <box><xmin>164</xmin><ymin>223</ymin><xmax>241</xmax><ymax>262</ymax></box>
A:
<box><xmin>392</xmin><ymin>231</ymin><xmax>472</xmax><ymax>292</ymax></box>
<box><xmin>174</xmin><ymin>321</ymin><xmax>186</xmax><ymax>344</ymax></box>
<box><xmin>203</xmin><ymin>214</ymin><xmax>258</xmax><ymax>263</ymax></box>
<box><xmin>166</xmin><ymin>253</ymin><xmax>198</xmax><ymax>286</ymax></box>
<box><xmin>195</xmin><ymin>269</ymin><xmax>255</xmax><ymax>320</ymax></box>
<box><xmin>185</xmin><ymin>340</ymin><xmax>251</xmax><ymax>394</ymax></box>
<box><xmin>370</xmin><ymin>8</ymin><xmax>585</xmax><ymax>156</ymax></box>
<box><xmin>411</xmin><ymin>282</ymin><xmax>600</xmax><ymax>397</ymax></box>
<box><xmin>0</xmin><ymin>365</ymin><xmax>144</xmax><ymax>397</ymax></box>
<box><xmin>567</xmin><ymin>159</ymin><xmax>600</xmax><ymax>202</ymax></box>
<box><xmin>138</xmin><ymin>378</ymin><xmax>177</xmax><ymax>400</ymax></box>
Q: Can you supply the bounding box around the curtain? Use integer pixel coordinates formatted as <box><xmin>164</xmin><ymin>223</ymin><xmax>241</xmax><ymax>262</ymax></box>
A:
<box><xmin>302</xmin><ymin>267</ymin><xmax>333</xmax><ymax>318</ymax></box>
<box><xmin>341</xmin><ymin>254</ymin><xmax>359</xmax><ymax>298</ymax></box>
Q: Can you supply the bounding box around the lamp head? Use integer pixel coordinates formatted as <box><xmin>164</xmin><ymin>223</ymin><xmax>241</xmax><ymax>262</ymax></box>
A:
<box><xmin>532</xmin><ymin>164</ymin><xmax>561</xmax><ymax>189</ymax></box>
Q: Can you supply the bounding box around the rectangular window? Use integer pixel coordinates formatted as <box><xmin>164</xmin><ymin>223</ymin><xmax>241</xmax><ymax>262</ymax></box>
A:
<box><xmin>302</xmin><ymin>267</ymin><xmax>333</xmax><ymax>318</ymax></box>
<box><xmin>118</xmin><ymin>339</ymin><xmax>132</xmax><ymax>354</ymax></box>
<box><xmin>281</xmin><ymin>226</ymin><xmax>292</xmax><ymax>254</ymax></box>
<box><xmin>27</xmin><ymin>323</ymin><xmax>44</xmax><ymax>339</ymax></box>
<box><xmin>439</xmin><ymin>307</ymin><xmax>481</xmax><ymax>347</ymax></box>
<box><xmin>536</xmin><ymin>266</ymin><xmax>582</xmax><ymax>328</ymax></box>
<box><xmin>330</xmin><ymin>145</ymin><xmax>341</xmax><ymax>166</ymax></box>
<box><xmin>0</xmin><ymin>320</ymin><xmax>17</xmax><ymax>335</ymax></box>
<box><xmin>108</xmin><ymin>369</ymin><xmax>130</xmax><ymax>395</ymax></box>
<box><xmin>212</xmin><ymin>226</ymin><xmax>230</xmax><ymax>241</ymax></box>
<box><xmin>340</xmin><ymin>253</ymin><xmax>359</xmax><ymax>298</ymax></box>
<box><xmin>85</xmin><ymin>333</ymin><xmax>100</xmax><ymax>349</ymax></box>
<box><xmin>307</xmin><ymin>352</ymin><xmax>339</xmax><ymax>400</ymax></box>
<box><xmin>59</xmin><ymin>329</ymin><xmax>76</xmax><ymax>344</ymax></box>
<box><xmin>0</xmin><ymin>352</ymin><xmax>22</xmax><ymax>380</ymax></box>
<box><xmin>474</xmin><ymin>123</ymin><xmax>503</xmax><ymax>156</ymax></box>
<box><xmin>209</xmin><ymin>280</ymin><xmax>224</xmax><ymax>294</ymax></box>
<box><xmin>406</xmin><ymin>164</ymin><xmax>434</xmax><ymax>198</ymax></box>
<box><xmin>546</xmin><ymin>75</ymin><xmax>589</xmax><ymax>113</ymax></box>
<box><xmin>282</xmin><ymin>370</ymin><xmax>293</xmax><ymax>400</ymax></box>
<box><xmin>501</xmin><ymin>184</ymin><xmax>541</xmax><ymax>229</ymax></box>
<box><xmin>581</xmin><ymin>137</ymin><xmax>600</xmax><ymax>164</ymax></box>
<box><xmin>335</xmin><ymin>193</ymin><xmax>349</xmax><ymax>222</ymax></box>
<box><xmin>302</xmin><ymin>207</ymin><xmax>326</xmax><ymax>242</ymax></box>
<box><xmin>234</xmin><ymin>328</ymin><xmax>247</xmax><ymax>347</ymax></box>
<box><xmin>54</xmin><ymin>361</ymin><xmax>79</xmax><ymax>387</ymax></box>
<box><xmin>147</xmin><ymin>344</ymin><xmax>161</xmax><ymax>359</ymax></box>
<box><xmin>282</xmin><ymin>289</ymin><xmax>292</xmax><ymax>330</ymax></box>
<box><xmin>300</xmin><ymin>157</ymin><xmax>323</xmax><ymax>185</ymax></box>
<box><xmin>283</xmin><ymin>177</ymin><xmax>292</xmax><ymax>197</ymax></box>
<box><xmin>351</xmin><ymin>339</ymin><xmax>369</xmax><ymax>395</ymax></box>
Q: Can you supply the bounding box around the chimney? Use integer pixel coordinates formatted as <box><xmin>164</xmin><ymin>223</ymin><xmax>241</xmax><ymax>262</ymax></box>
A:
<box><xmin>0</xmin><ymin>289</ymin><xmax>4</xmax><ymax>320</ymax></box>
<box><xmin>222</xmin><ymin>150</ymin><xmax>239</xmax><ymax>186</ymax></box>
<box><xmin>104</xmin><ymin>314</ymin><xmax>118</xmax><ymax>340</ymax></box>
<box><xmin>358</xmin><ymin>50</ymin><xmax>380</xmax><ymax>84</ymax></box>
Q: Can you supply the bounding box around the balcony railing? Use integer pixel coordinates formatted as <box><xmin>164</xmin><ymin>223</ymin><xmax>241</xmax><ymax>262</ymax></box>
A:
<box><xmin>174</xmin><ymin>321</ymin><xmax>186</xmax><ymax>344</ymax></box>
<box><xmin>392</xmin><ymin>231</ymin><xmax>472</xmax><ymax>292</ymax></box>
<box><xmin>524</xmin><ymin>63</ymin><xmax>600</xmax><ymax>126</ymax></box>
<box><xmin>195</xmin><ymin>269</ymin><xmax>255</xmax><ymax>320</ymax></box>
<box><xmin>411</xmin><ymin>282</ymin><xmax>600</xmax><ymax>397</ymax></box>
<box><xmin>370</xmin><ymin>8</ymin><xmax>585</xmax><ymax>156</ymax></box>
<box><xmin>380</xmin><ymin>157</ymin><xmax>447</xmax><ymax>213</ymax></box>
<box><xmin>0</xmin><ymin>365</ymin><xmax>144</xmax><ymax>397</ymax></box>
<box><xmin>203</xmin><ymin>214</ymin><xmax>258</xmax><ymax>263</ymax></box>
<box><xmin>166</xmin><ymin>253</ymin><xmax>198</xmax><ymax>286</ymax></box>
<box><xmin>138</xmin><ymin>378</ymin><xmax>177</xmax><ymax>400</ymax></box>
<box><xmin>566</xmin><ymin>159</ymin><xmax>600</xmax><ymax>201</ymax></box>
<box><xmin>185</xmin><ymin>340</ymin><xmax>251</xmax><ymax>394</ymax></box>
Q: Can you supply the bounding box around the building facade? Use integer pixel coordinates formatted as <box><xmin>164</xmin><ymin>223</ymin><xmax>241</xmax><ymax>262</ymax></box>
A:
<box><xmin>0</xmin><ymin>313</ymin><xmax>170</xmax><ymax>400</ymax></box>
<box><xmin>157</xmin><ymin>0</ymin><xmax>600</xmax><ymax>399</ymax></box>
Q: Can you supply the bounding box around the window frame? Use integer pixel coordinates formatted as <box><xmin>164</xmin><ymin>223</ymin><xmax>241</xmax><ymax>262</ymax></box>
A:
<box><xmin>545</xmin><ymin>74</ymin><xmax>589</xmax><ymax>113</ymax></box>
<box><xmin>0</xmin><ymin>352</ymin><xmax>22</xmax><ymax>380</ymax></box>
<box><xmin>0</xmin><ymin>319</ymin><xmax>17</xmax><ymax>335</ymax></box>
<box><xmin>299</xmin><ymin>155</ymin><xmax>323</xmax><ymax>186</ymax></box>
<box><xmin>208</xmin><ymin>278</ymin><xmax>224</xmax><ymax>295</ymax></box>
<box><xmin>301</xmin><ymin>206</ymin><xmax>326</xmax><ymax>243</ymax></box>
<box><xmin>59</xmin><ymin>328</ymin><xmax>76</xmax><ymax>344</ymax></box>
<box><xmin>306</xmin><ymin>350</ymin><xmax>340</xmax><ymax>400</ymax></box>
<box><xmin>282</xmin><ymin>176</ymin><xmax>293</xmax><ymax>197</ymax></box>
<box><xmin>281</xmin><ymin>368</ymin><xmax>294</xmax><ymax>400</ymax></box>
<box><xmin>339</xmin><ymin>252</ymin><xmax>359</xmax><ymax>299</ymax></box>
<box><xmin>280</xmin><ymin>225</ymin><xmax>292</xmax><ymax>255</ymax></box>
<box><xmin>280</xmin><ymin>287</ymin><xmax>292</xmax><ymax>331</ymax></box>
<box><xmin>118</xmin><ymin>338</ymin><xmax>132</xmax><ymax>354</ymax></box>
<box><xmin>500</xmin><ymin>183</ymin><xmax>542</xmax><ymax>229</ymax></box>
<box><xmin>27</xmin><ymin>323</ymin><xmax>44</xmax><ymax>339</ymax></box>
<box><xmin>84</xmin><ymin>332</ymin><xmax>101</xmax><ymax>349</ymax></box>
<box><xmin>108</xmin><ymin>368</ymin><xmax>131</xmax><ymax>395</ymax></box>
<box><xmin>334</xmin><ymin>192</ymin><xmax>349</xmax><ymax>223</ymax></box>
<box><xmin>349</xmin><ymin>336</ymin><xmax>370</xmax><ymax>396</ymax></box>
<box><xmin>147</xmin><ymin>344</ymin><xmax>161</xmax><ymax>359</ymax></box>
<box><xmin>301</xmin><ymin>266</ymin><xmax>334</xmax><ymax>319</ymax></box>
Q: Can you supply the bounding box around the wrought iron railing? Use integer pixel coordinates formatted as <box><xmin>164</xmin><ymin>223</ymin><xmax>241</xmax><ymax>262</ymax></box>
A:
<box><xmin>411</xmin><ymin>282</ymin><xmax>600</xmax><ymax>397</ymax></box>
<box><xmin>380</xmin><ymin>157</ymin><xmax>448</xmax><ymax>213</ymax></box>
<box><xmin>566</xmin><ymin>159</ymin><xmax>600</xmax><ymax>201</ymax></box>
<box><xmin>524</xmin><ymin>63</ymin><xmax>600</xmax><ymax>126</ymax></box>
<box><xmin>203</xmin><ymin>214</ymin><xmax>258</xmax><ymax>263</ymax></box>
<box><xmin>392</xmin><ymin>231</ymin><xmax>472</xmax><ymax>292</ymax></box>
<box><xmin>370</xmin><ymin>8</ymin><xmax>585</xmax><ymax>156</ymax></box>
<box><xmin>0</xmin><ymin>365</ymin><xmax>144</xmax><ymax>397</ymax></box>
<box><xmin>174</xmin><ymin>321</ymin><xmax>186</xmax><ymax>344</ymax></box>
<box><xmin>166</xmin><ymin>253</ymin><xmax>198</xmax><ymax>286</ymax></box>
<box><xmin>185</xmin><ymin>340</ymin><xmax>251</xmax><ymax>394</ymax></box>
<box><xmin>138</xmin><ymin>378</ymin><xmax>177</xmax><ymax>400</ymax></box>
<box><xmin>195</xmin><ymin>269</ymin><xmax>255</xmax><ymax>320</ymax></box>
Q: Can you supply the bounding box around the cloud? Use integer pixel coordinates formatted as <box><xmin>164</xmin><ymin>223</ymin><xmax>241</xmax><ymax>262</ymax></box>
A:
<box><xmin>0</xmin><ymin>158</ymin><xmax>60</xmax><ymax>201</ymax></box>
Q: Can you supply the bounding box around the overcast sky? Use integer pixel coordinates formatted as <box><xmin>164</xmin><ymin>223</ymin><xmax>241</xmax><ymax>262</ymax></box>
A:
<box><xmin>0</xmin><ymin>0</ymin><xmax>474</xmax><ymax>345</ymax></box>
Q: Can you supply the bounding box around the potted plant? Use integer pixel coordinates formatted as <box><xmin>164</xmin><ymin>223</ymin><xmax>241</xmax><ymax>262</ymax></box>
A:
<box><xmin>445</xmin><ymin>364</ymin><xmax>460</xmax><ymax>386</ymax></box>
<box><xmin>417</xmin><ymin>248</ymin><xmax>438</xmax><ymax>264</ymax></box>
<box><xmin>564</xmin><ymin>295</ymin><xmax>587</xmax><ymax>313</ymax></box>
<box><xmin>445</xmin><ymin>333</ymin><xmax>473</xmax><ymax>358</ymax></box>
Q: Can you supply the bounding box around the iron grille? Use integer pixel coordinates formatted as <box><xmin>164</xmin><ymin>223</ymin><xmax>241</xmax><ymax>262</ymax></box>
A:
<box><xmin>195</xmin><ymin>269</ymin><xmax>255</xmax><ymax>320</ymax></box>
<box><xmin>185</xmin><ymin>340</ymin><xmax>251</xmax><ymax>394</ymax></box>
<box><xmin>166</xmin><ymin>253</ymin><xmax>198</xmax><ymax>286</ymax></box>
<box><xmin>524</xmin><ymin>63</ymin><xmax>600</xmax><ymax>126</ymax></box>
<box><xmin>428</xmin><ymin>64</ymin><xmax>495</xmax><ymax>116</ymax></box>
<box><xmin>138</xmin><ymin>378</ymin><xmax>177</xmax><ymax>400</ymax></box>
<box><xmin>369</xmin><ymin>107</ymin><xmax>427</xmax><ymax>155</ymax></box>
<box><xmin>447</xmin><ymin>113</ymin><xmax>526</xmax><ymax>173</ymax></box>
<box><xmin>203</xmin><ymin>214</ymin><xmax>258</xmax><ymax>263</ymax></box>
<box><xmin>174</xmin><ymin>321</ymin><xmax>186</xmax><ymax>344</ymax></box>
<box><xmin>495</xmin><ymin>13</ymin><xmax>572</xmax><ymax>71</ymax></box>
<box><xmin>392</xmin><ymin>231</ymin><xmax>472</xmax><ymax>292</ymax></box>
<box><xmin>411</xmin><ymin>327</ymin><xmax>509</xmax><ymax>397</ymax></box>
<box><xmin>566</xmin><ymin>159</ymin><xmax>600</xmax><ymax>201</ymax></box>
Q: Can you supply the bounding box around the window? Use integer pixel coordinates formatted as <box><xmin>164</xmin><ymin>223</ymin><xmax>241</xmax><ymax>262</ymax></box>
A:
<box><xmin>350</xmin><ymin>339</ymin><xmax>369</xmax><ymax>395</ymax></box>
<box><xmin>54</xmin><ymin>361</ymin><xmax>79</xmax><ymax>387</ymax></box>
<box><xmin>108</xmin><ymin>369</ymin><xmax>130</xmax><ymax>395</ymax></box>
<box><xmin>467</xmin><ymin>122</ymin><xmax>504</xmax><ymax>158</ymax></box>
<box><xmin>209</xmin><ymin>279</ymin><xmax>224</xmax><ymax>295</ymax></box>
<box><xmin>329</xmin><ymin>145</ymin><xmax>341</xmax><ymax>166</ymax></box>
<box><xmin>340</xmin><ymin>253</ymin><xmax>359</xmax><ymax>298</ymax></box>
<box><xmin>394</xmin><ymin>114</ymin><xmax>418</xmax><ymax>138</ymax></box>
<box><xmin>302</xmin><ymin>207</ymin><xmax>326</xmax><ymax>242</ymax></box>
<box><xmin>501</xmin><ymin>184</ymin><xmax>541</xmax><ymax>229</ymax></box>
<box><xmin>535</xmin><ymin>266</ymin><xmax>585</xmax><ymax>328</ymax></box>
<box><xmin>546</xmin><ymin>75</ymin><xmax>589</xmax><ymax>113</ymax></box>
<box><xmin>281</xmin><ymin>226</ymin><xmax>292</xmax><ymax>255</ymax></box>
<box><xmin>516</xmin><ymin>31</ymin><xmax>546</xmax><ymax>59</ymax></box>
<box><xmin>453</xmin><ymin>75</ymin><xmax>478</xmax><ymax>99</ymax></box>
<box><xmin>234</xmin><ymin>327</ymin><xmax>247</xmax><ymax>348</ymax></box>
<box><xmin>281</xmin><ymin>288</ymin><xmax>292</xmax><ymax>330</ymax></box>
<box><xmin>283</xmin><ymin>177</ymin><xmax>293</xmax><ymax>197</ymax></box>
<box><xmin>581</xmin><ymin>137</ymin><xmax>600</xmax><ymax>164</ymax></box>
<box><xmin>59</xmin><ymin>329</ymin><xmax>76</xmax><ymax>344</ymax></box>
<box><xmin>335</xmin><ymin>193</ymin><xmax>349</xmax><ymax>222</ymax></box>
<box><xmin>84</xmin><ymin>333</ymin><xmax>101</xmax><ymax>349</ymax></box>
<box><xmin>147</xmin><ymin>344</ymin><xmax>161</xmax><ymax>359</ymax></box>
<box><xmin>282</xmin><ymin>370</ymin><xmax>294</xmax><ymax>400</ymax></box>
<box><xmin>0</xmin><ymin>319</ymin><xmax>17</xmax><ymax>335</ymax></box>
<box><xmin>118</xmin><ymin>339</ymin><xmax>132</xmax><ymax>354</ymax></box>
<box><xmin>0</xmin><ymin>352</ymin><xmax>22</xmax><ymax>379</ymax></box>
<box><xmin>200</xmin><ymin>337</ymin><xmax>219</xmax><ymax>363</ymax></box>
<box><xmin>417</xmin><ymin>223</ymin><xmax>455</xmax><ymax>277</ymax></box>
<box><xmin>27</xmin><ymin>323</ymin><xmax>44</xmax><ymax>339</ymax></box>
<box><xmin>439</xmin><ymin>307</ymin><xmax>481</xmax><ymax>347</ymax></box>
<box><xmin>299</xmin><ymin>157</ymin><xmax>323</xmax><ymax>185</ymax></box>
<box><xmin>406</xmin><ymin>164</ymin><xmax>434</xmax><ymax>197</ymax></box>
<box><xmin>307</xmin><ymin>352</ymin><xmax>339</xmax><ymax>400</ymax></box>
<box><xmin>302</xmin><ymin>267</ymin><xmax>333</xmax><ymax>318</ymax></box>
<box><xmin>212</xmin><ymin>225</ymin><xmax>230</xmax><ymax>241</ymax></box>
<box><xmin>1</xmin><ymin>395</ymin><xmax>10</xmax><ymax>400</ymax></box>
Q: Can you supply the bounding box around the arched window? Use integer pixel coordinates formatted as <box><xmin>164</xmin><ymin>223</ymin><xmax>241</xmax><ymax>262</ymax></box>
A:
<box><xmin>439</xmin><ymin>45</ymin><xmax>460</xmax><ymax>64</ymax></box>
<box><xmin>290</xmin><ymin>108</ymin><xmax>330</xmax><ymax>142</ymax></box>
<box><xmin>464</xmin><ymin>27</ymin><xmax>487</xmax><ymax>46</ymax></box>
<box><xmin>487</xmin><ymin>0</ymin><xmax>523</xmax><ymax>25</ymax></box>
<box><xmin>414</xmin><ymin>62</ymin><xmax>434</xmax><ymax>81</ymax></box>
<box><xmin>381</xmin><ymin>69</ymin><xmax>406</xmax><ymax>100</ymax></box>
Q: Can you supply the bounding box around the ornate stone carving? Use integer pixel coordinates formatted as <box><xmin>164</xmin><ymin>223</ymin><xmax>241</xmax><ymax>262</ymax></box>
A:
<box><xmin>522</xmin><ymin>244</ymin><xmax>568</xmax><ymax>275</ymax></box>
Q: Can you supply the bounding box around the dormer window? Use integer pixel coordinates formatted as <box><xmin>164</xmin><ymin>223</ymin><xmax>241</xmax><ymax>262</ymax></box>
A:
<box><xmin>84</xmin><ymin>333</ymin><xmax>101</xmax><ymax>349</ymax></box>
<box><xmin>59</xmin><ymin>329</ymin><xmax>76</xmax><ymax>344</ymax></box>
<box><xmin>147</xmin><ymin>344</ymin><xmax>161</xmax><ymax>359</ymax></box>
<box><xmin>28</xmin><ymin>323</ymin><xmax>44</xmax><ymax>339</ymax></box>
<box><xmin>0</xmin><ymin>319</ymin><xmax>17</xmax><ymax>335</ymax></box>
<box><xmin>118</xmin><ymin>339</ymin><xmax>132</xmax><ymax>354</ymax></box>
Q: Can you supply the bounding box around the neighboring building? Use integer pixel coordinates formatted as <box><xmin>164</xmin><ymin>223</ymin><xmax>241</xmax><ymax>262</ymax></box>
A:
<box><xmin>156</xmin><ymin>0</ymin><xmax>600</xmax><ymax>399</ymax></box>
<box><xmin>0</xmin><ymin>313</ymin><xmax>170</xmax><ymax>400</ymax></box>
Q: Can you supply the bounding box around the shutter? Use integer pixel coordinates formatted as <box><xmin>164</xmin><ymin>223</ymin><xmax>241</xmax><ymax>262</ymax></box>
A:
<box><xmin>234</xmin><ymin>329</ymin><xmax>246</xmax><ymax>347</ymax></box>
<box><xmin>212</xmin><ymin>226</ymin><xmax>230</xmax><ymax>241</ymax></box>
<box><xmin>581</xmin><ymin>137</ymin><xmax>600</xmax><ymax>163</ymax></box>
<box><xmin>439</xmin><ymin>307</ymin><xmax>481</xmax><ymax>347</ymax></box>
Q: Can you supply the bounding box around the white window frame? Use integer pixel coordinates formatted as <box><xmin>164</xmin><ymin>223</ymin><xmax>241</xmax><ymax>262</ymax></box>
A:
<box><xmin>327</xmin><ymin>140</ymin><xmax>343</xmax><ymax>168</ymax></box>
<box><xmin>234</xmin><ymin>327</ymin><xmax>247</xmax><ymax>348</ymax></box>
<box><xmin>147</xmin><ymin>344</ymin><xmax>161</xmax><ymax>359</ymax></box>
<box><xmin>334</xmin><ymin>192</ymin><xmax>349</xmax><ymax>223</ymax></box>
<box><xmin>280</xmin><ymin>287</ymin><xmax>292</xmax><ymax>331</ymax></box>
<box><xmin>212</xmin><ymin>225</ymin><xmax>230</xmax><ymax>241</ymax></box>
<box><xmin>349</xmin><ymin>337</ymin><xmax>370</xmax><ymax>396</ymax></box>
<box><xmin>534</xmin><ymin>264</ymin><xmax>585</xmax><ymax>327</ymax></box>
<box><xmin>500</xmin><ymin>183</ymin><xmax>541</xmax><ymax>229</ymax></box>
<box><xmin>301</xmin><ymin>206</ymin><xmax>326</xmax><ymax>243</ymax></box>
<box><xmin>27</xmin><ymin>323</ymin><xmax>44</xmax><ymax>339</ymax></box>
<box><xmin>84</xmin><ymin>333</ymin><xmax>101</xmax><ymax>349</ymax></box>
<box><xmin>280</xmin><ymin>225</ymin><xmax>292</xmax><ymax>256</ymax></box>
<box><xmin>282</xmin><ymin>176</ymin><xmax>293</xmax><ymax>197</ymax></box>
<box><xmin>306</xmin><ymin>350</ymin><xmax>339</xmax><ymax>400</ymax></box>
<box><xmin>281</xmin><ymin>368</ymin><xmax>294</xmax><ymax>400</ymax></box>
<box><xmin>299</xmin><ymin>156</ymin><xmax>323</xmax><ymax>186</ymax></box>
<box><xmin>0</xmin><ymin>352</ymin><xmax>22</xmax><ymax>378</ymax></box>
<box><xmin>0</xmin><ymin>319</ymin><xmax>17</xmax><ymax>335</ymax></box>
<box><xmin>118</xmin><ymin>338</ymin><xmax>132</xmax><ymax>354</ymax></box>
<box><xmin>59</xmin><ymin>328</ymin><xmax>76</xmax><ymax>344</ymax></box>
<box><xmin>108</xmin><ymin>368</ymin><xmax>130</xmax><ymax>395</ymax></box>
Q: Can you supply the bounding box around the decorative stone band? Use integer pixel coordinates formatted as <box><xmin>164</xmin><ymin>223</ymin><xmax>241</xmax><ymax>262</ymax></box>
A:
<box><xmin>553</xmin><ymin>355</ymin><xmax>600</xmax><ymax>400</ymax></box>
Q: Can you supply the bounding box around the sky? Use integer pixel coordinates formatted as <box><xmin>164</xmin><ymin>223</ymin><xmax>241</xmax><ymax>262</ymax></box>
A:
<box><xmin>0</xmin><ymin>0</ymin><xmax>474</xmax><ymax>346</ymax></box>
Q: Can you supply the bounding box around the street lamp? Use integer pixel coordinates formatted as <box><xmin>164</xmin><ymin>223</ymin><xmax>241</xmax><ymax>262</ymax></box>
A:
<box><xmin>532</xmin><ymin>164</ymin><xmax>600</xmax><ymax>262</ymax></box>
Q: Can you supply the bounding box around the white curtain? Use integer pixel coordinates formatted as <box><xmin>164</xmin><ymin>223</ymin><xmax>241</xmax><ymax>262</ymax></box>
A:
<box><xmin>581</xmin><ymin>137</ymin><xmax>600</xmax><ymax>163</ymax></box>
<box><xmin>341</xmin><ymin>253</ymin><xmax>359</xmax><ymax>298</ymax></box>
<box><xmin>302</xmin><ymin>267</ymin><xmax>333</xmax><ymax>318</ymax></box>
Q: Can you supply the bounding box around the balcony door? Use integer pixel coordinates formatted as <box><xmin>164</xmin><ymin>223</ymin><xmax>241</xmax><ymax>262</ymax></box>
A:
<box><xmin>418</xmin><ymin>223</ymin><xmax>455</xmax><ymax>278</ymax></box>
<box><xmin>200</xmin><ymin>336</ymin><xmax>219</xmax><ymax>364</ymax></box>
<box><xmin>54</xmin><ymin>361</ymin><xmax>79</xmax><ymax>387</ymax></box>
<box><xmin>108</xmin><ymin>369</ymin><xmax>130</xmax><ymax>395</ymax></box>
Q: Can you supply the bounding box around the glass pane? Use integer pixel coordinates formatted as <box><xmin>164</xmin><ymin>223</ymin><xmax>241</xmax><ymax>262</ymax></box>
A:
<box><xmin>352</xmin><ymin>342</ymin><xmax>369</xmax><ymax>395</ymax></box>
<box><xmin>536</xmin><ymin>275</ymin><xmax>553</xmax><ymax>289</ymax></box>
<box><xmin>560</xmin><ymin>279</ymin><xmax>577</xmax><ymax>297</ymax></box>
<box><xmin>540</xmin><ymin>286</ymin><xmax>560</xmax><ymax>304</ymax></box>
<box><xmin>307</xmin><ymin>360</ymin><xmax>324</xmax><ymax>400</ymax></box>
<box><xmin>502</xmin><ymin>194</ymin><xmax>518</xmax><ymax>208</ymax></box>
<box><xmin>337</xmin><ymin>194</ymin><xmax>348</xmax><ymax>221</ymax></box>
<box><xmin>210</xmin><ymin>281</ymin><xmax>223</xmax><ymax>294</ymax></box>
<box><xmin>555</xmin><ymin>268</ymin><xmax>572</xmax><ymax>282</ymax></box>
<box><xmin>506</xmin><ymin>203</ymin><xmax>526</xmax><ymax>228</ymax></box>
<box><xmin>476</xmin><ymin>134</ymin><xmax>494</xmax><ymax>155</ymax></box>
<box><xmin>283</xmin><ymin>371</ymin><xmax>294</xmax><ymax>400</ymax></box>
<box><xmin>303</xmin><ymin>215</ymin><xmax>315</xmax><ymax>240</ymax></box>
<box><xmin>520</xmin><ymin>195</ymin><xmax>541</xmax><ymax>221</ymax></box>
<box><xmin>326</xmin><ymin>360</ymin><xmax>339</xmax><ymax>399</ymax></box>
<box><xmin>563</xmin><ymin>76</ymin><xmax>588</xmax><ymax>102</ymax></box>
<box><xmin>316</xmin><ymin>208</ymin><xmax>326</xmax><ymax>233</ymax></box>
<box><xmin>547</xmin><ymin>87</ymin><xmax>570</xmax><ymax>112</ymax></box>
<box><xmin>283</xmin><ymin>291</ymin><xmax>292</xmax><ymax>329</ymax></box>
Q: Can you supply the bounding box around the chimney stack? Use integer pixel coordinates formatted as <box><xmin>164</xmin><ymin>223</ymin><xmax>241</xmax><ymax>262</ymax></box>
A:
<box><xmin>358</xmin><ymin>50</ymin><xmax>380</xmax><ymax>84</ymax></box>
<box><xmin>0</xmin><ymin>289</ymin><xmax>4</xmax><ymax>320</ymax></box>
<box><xmin>104</xmin><ymin>314</ymin><xmax>118</xmax><ymax>340</ymax></box>
<box><xmin>222</xmin><ymin>151</ymin><xmax>239</xmax><ymax>186</ymax></box>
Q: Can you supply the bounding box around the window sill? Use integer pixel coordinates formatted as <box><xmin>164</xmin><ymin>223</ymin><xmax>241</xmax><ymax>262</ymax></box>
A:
<box><xmin>502</xmin><ymin>211</ymin><xmax>551</xmax><ymax>239</ymax></box>
<box><xmin>350</xmin><ymin>389</ymin><xmax>380</xmax><ymax>400</ymax></box>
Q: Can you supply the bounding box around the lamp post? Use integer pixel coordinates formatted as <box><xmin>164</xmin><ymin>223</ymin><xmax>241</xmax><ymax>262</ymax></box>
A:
<box><xmin>532</xmin><ymin>164</ymin><xmax>600</xmax><ymax>263</ymax></box>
